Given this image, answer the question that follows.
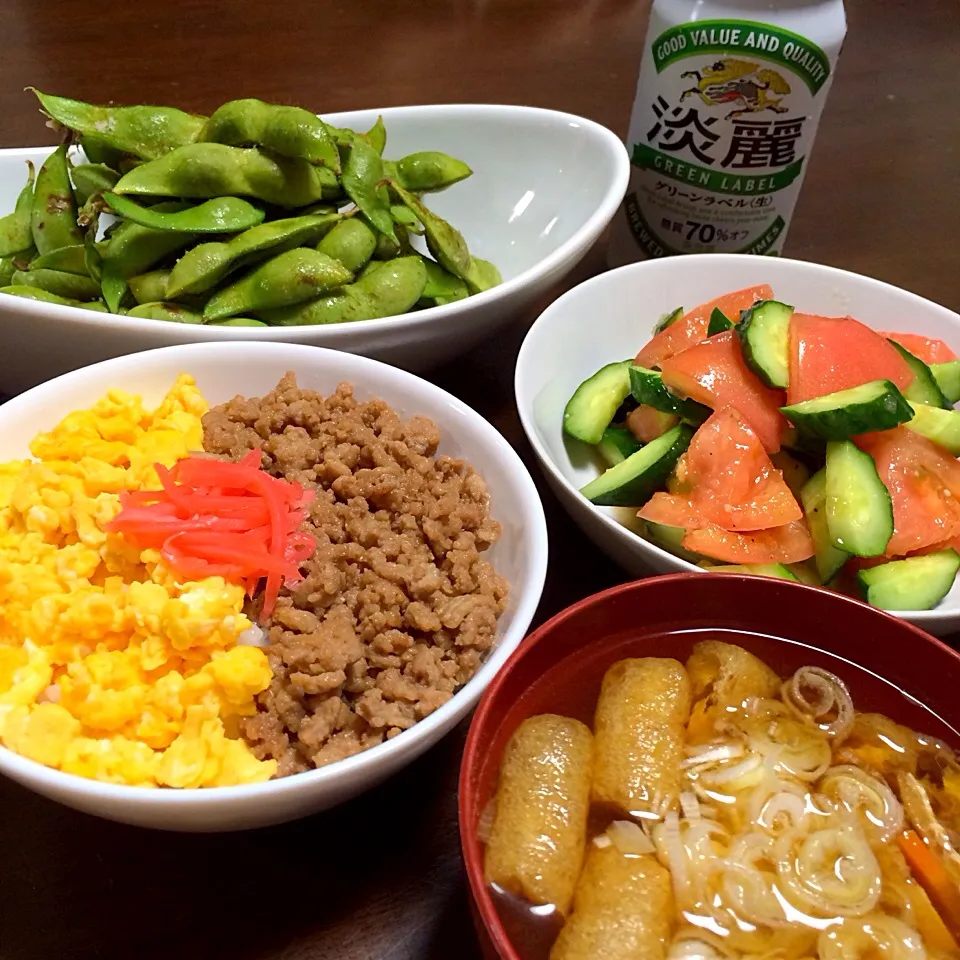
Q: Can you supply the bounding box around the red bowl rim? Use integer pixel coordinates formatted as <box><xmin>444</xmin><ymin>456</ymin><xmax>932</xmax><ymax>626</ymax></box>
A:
<box><xmin>458</xmin><ymin>572</ymin><xmax>960</xmax><ymax>960</ymax></box>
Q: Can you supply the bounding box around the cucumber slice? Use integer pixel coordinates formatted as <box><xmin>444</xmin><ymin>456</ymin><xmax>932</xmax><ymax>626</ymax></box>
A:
<box><xmin>858</xmin><ymin>549</ymin><xmax>960</xmax><ymax>611</ymax></box>
<box><xmin>580</xmin><ymin>424</ymin><xmax>693</xmax><ymax>507</ymax></box>
<box><xmin>642</xmin><ymin>520</ymin><xmax>708</xmax><ymax>563</ymax></box>
<box><xmin>825</xmin><ymin>440</ymin><xmax>893</xmax><ymax>557</ymax></box>
<box><xmin>710</xmin><ymin>563</ymin><xmax>799</xmax><ymax>581</ymax></box>
<box><xmin>781</xmin><ymin>379</ymin><xmax>912</xmax><ymax>441</ymax></box>
<box><xmin>770</xmin><ymin>449</ymin><xmax>811</xmax><ymax>499</ymax></box>
<box><xmin>786</xmin><ymin>560</ymin><xmax>822</xmax><ymax>585</ymax></box>
<box><xmin>904</xmin><ymin>402</ymin><xmax>960</xmax><ymax>454</ymax></box>
<box><xmin>782</xmin><ymin>426</ymin><xmax>827</xmax><ymax>465</ymax></box>
<box><xmin>932</xmin><ymin>361</ymin><xmax>960</xmax><ymax>404</ymax></box>
<box><xmin>629</xmin><ymin>365</ymin><xmax>711</xmax><ymax>424</ymax></box>
<box><xmin>889</xmin><ymin>340</ymin><xmax>951</xmax><ymax>409</ymax></box>
<box><xmin>738</xmin><ymin>299</ymin><xmax>794</xmax><ymax>389</ymax></box>
<box><xmin>564</xmin><ymin>359</ymin><xmax>632</xmax><ymax>444</ymax></box>
<box><xmin>707</xmin><ymin>307</ymin><xmax>734</xmax><ymax>336</ymax></box>
<box><xmin>800</xmin><ymin>467</ymin><xmax>849</xmax><ymax>582</ymax></box>
<box><xmin>653</xmin><ymin>306</ymin><xmax>683</xmax><ymax>334</ymax></box>
<box><xmin>597</xmin><ymin>425</ymin><xmax>643</xmax><ymax>467</ymax></box>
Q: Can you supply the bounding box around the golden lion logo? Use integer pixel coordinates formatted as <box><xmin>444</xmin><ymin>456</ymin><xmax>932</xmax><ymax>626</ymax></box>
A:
<box><xmin>681</xmin><ymin>59</ymin><xmax>791</xmax><ymax>120</ymax></box>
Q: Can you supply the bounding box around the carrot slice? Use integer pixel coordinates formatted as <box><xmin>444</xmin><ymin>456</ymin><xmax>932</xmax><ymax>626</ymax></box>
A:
<box><xmin>899</xmin><ymin>830</ymin><xmax>960</xmax><ymax>941</ymax></box>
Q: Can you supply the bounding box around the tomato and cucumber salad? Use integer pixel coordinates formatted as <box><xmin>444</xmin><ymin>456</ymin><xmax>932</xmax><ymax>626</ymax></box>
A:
<box><xmin>563</xmin><ymin>285</ymin><xmax>960</xmax><ymax>612</ymax></box>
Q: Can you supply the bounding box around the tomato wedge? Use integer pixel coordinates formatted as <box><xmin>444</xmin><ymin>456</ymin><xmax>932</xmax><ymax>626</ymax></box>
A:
<box><xmin>883</xmin><ymin>332</ymin><xmax>958</xmax><ymax>365</ymax></box>
<box><xmin>635</xmin><ymin>284</ymin><xmax>772</xmax><ymax>369</ymax></box>
<box><xmin>787</xmin><ymin>314</ymin><xmax>915</xmax><ymax>405</ymax></box>
<box><xmin>855</xmin><ymin>427</ymin><xmax>960</xmax><ymax>556</ymax></box>
<box><xmin>684</xmin><ymin>519</ymin><xmax>815</xmax><ymax>564</ymax></box>
<box><xmin>626</xmin><ymin>405</ymin><xmax>679</xmax><ymax>443</ymax></box>
<box><xmin>638</xmin><ymin>408</ymin><xmax>801</xmax><ymax>531</ymax></box>
<box><xmin>659</xmin><ymin>331</ymin><xmax>787</xmax><ymax>452</ymax></box>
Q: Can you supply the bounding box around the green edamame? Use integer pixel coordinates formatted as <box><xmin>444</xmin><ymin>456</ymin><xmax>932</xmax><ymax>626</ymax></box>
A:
<box><xmin>395</xmin><ymin>151</ymin><xmax>472</xmax><ymax>193</ymax></box>
<box><xmin>364</xmin><ymin>116</ymin><xmax>387</xmax><ymax>155</ymax></box>
<box><xmin>204</xmin><ymin>248</ymin><xmax>352</xmax><ymax>320</ymax></box>
<box><xmin>126</xmin><ymin>301</ymin><xmax>204</xmax><ymax>323</ymax></box>
<box><xmin>258</xmin><ymin>255</ymin><xmax>426</xmax><ymax>326</ymax></box>
<box><xmin>100</xmin><ymin>202</ymin><xmax>198</xmax><ymax>311</ymax></box>
<box><xmin>388</xmin><ymin>180</ymin><xmax>470</xmax><ymax>279</ymax></box>
<box><xmin>316</xmin><ymin>218</ymin><xmax>377</xmax><ymax>272</ymax></box>
<box><xmin>390</xmin><ymin>204</ymin><xmax>424</xmax><ymax>235</ymax></box>
<box><xmin>165</xmin><ymin>212</ymin><xmax>340</xmax><ymax>297</ymax></box>
<box><xmin>341</xmin><ymin>137</ymin><xmax>395</xmax><ymax>242</ymax></box>
<box><xmin>104</xmin><ymin>192</ymin><xmax>265</xmax><ymax>233</ymax></box>
<box><xmin>209</xmin><ymin>317</ymin><xmax>267</xmax><ymax>327</ymax></box>
<box><xmin>419</xmin><ymin>258</ymin><xmax>469</xmax><ymax>307</ymax></box>
<box><xmin>464</xmin><ymin>257</ymin><xmax>502</xmax><ymax>295</ymax></box>
<box><xmin>33</xmin><ymin>89</ymin><xmax>206</xmax><ymax>161</ymax></box>
<box><xmin>113</xmin><ymin>143</ymin><xmax>341</xmax><ymax>207</ymax></box>
<box><xmin>11</xmin><ymin>268</ymin><xmax>100</xmax><ymax>301</ymax></box>
<box><xmin>30</xmin><ymin>244</ymin><xmax>90</xmax><ymax>276</ymax></box>
<box><xmin>0</xmin><ymin>284</ymin><xmax>108</xmax><ymax>311</ymax></box>
<box><xmin>31</xmin><ymin>145</ymin><xmax>83</xmax><ymax>256</ymax></box>
<box><xmin>0</xmin><ymin>90</ymin><xmax>499</xmax><ymax>322</ymax></box>
<box><xmin>200</xmin><ymin>99</ymin><xmax>340</xmax><ymax>172</ymax></box>
<box><xmin>0</xmin><ymin>162</ymin><xmax>35</xmax><ymax>256</ymax></box>
<box><xmin>70</xmin><ymin>163</ymin><xmax>120</xmax><ymax>205</ymax></box>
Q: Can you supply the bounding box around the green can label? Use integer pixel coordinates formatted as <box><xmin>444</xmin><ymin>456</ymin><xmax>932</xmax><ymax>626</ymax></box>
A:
<box><xmin>618</xmin><ymin>18</ymin><xmax>834</xmax><ymax>259</ymax></box>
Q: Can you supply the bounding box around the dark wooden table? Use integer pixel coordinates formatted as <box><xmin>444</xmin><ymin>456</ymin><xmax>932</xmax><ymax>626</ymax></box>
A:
<box><xmin>1</xmin><ymin>1</ymin><xmax>957</xmax><ymax>957</ymax></box>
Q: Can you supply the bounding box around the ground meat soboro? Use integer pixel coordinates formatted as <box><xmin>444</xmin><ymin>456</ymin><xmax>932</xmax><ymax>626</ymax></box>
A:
<box><xmin>202</xmin><ymin>373</ymin><xmax>509</xmax><ymax>776</ymax></box>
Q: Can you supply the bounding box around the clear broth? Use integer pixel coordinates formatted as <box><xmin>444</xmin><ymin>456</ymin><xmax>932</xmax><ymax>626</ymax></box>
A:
<box><xmin>488</xmin><ymin>628</ymin><xmax>960</xmax><ymax>960</ymax></box>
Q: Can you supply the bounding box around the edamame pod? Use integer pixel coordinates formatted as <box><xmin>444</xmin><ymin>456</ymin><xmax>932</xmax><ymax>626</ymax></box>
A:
<box><xmin>31</xmin><ymin>145</ymin><xmax>83</xmax><ymax>256</ymax></box>
<box><xmin>0</xmin><ymin>284</ymin><xmax>108</xmax><ymax>311</ymax></box>
<box><xmin>30</xmin><ymin>244</ymin><xmax>90</xmax><ymax>276</ymax></box>
<box><xmin>419</xmin><ymin>258</ymin><xmax>469</xmax><ymax>306</ymax></box>
<box><xmin>387</xmin><ymin>180</ymin><xmax>471</xmax><ymax>279</ymax></box>
<box><xmin>259</xmin><ymin>254</ymin><xmax>426</xmax><ymax>325</ymax></box>
<box><xmin>79</xmin><ymin>136</ymin><xmax>126</xmax><ymax>167</ymax></box>
<box><xmin>316</xmin><ymin>218</ymin><xmax>377</xmax><ymax>272</ymax></box>
<box><xmin>113</xmin><ymin>143</ymin><xmax>341</xmax><ymax>207</ymax></box>
<box><xmin>200</xmin><ymin>98</ymin><xmax>340</xmax><ymax>172</ymax></box>
<box><xmin>363</xmin><ymin>116</ymin><xmax>387</xmax><ymax>155</ymax></box>
<box><xmin>11</xmin><ymin>267</ymin><xmax>100</xmax><ymax>301</ymax></box>
<box><xmin>100</xmin><ymin>202</ymin><xmax>198</xmax><ymax>311</ymax></box>
<box><xmin>126</xmin><ymin>301</ymin><xmax>204</xmax><ymax>323</ymax></box>
<box><xmin>70</xmin><ymin>163</ymin><xmax>120</xmax><ymax>205</ymax></box>
<box><xmin>341</xmin><ymin>137</ymin><xmax>395</xmax><ymax>242</ymax></box>
<box><xmin>104</xmin><ymin>192</ymin><xmax>265</xmax><ymax>233</ymax></box>
<box><xmin>395</xmin><ymin>151</ymin><xmax>472</xmax><ymax>193</ymax></box>
<box><xmin>128</xmin><ymin>269</ymin><xmax>172</xmax><ymax>304</ymax></box>
<box><xmin>203</xmin><ymin>248</ymin><xmax>353</xmax><ymax>320</ymax></box>
<box><xmin>390</xmin><ymin>204</ymin><xmax>424</xmax><ymax>235</ymax></box>
<box><xmin>0</xmin><ymin>258</ymin><xmax>15</xmax><ymax>287</ymax></box>
<box><xmin>32</xmin><ymin>89</ymin><xmax>206</xmax><ymax>161</ymax></box>
<box><xmin>0</xmin><ymin>162</ymin><xmax>35</xmax><ymax>256</ymax></box>
<box><xmin>209</xmin><ymin>317</ymin><xmax>267</xmax><ymax>327</ymax></box>
<box><xmin>165</xmin><ymin>212</ymin><xmax>340</xmax><ymax>297</ymax></box>
<box><xmin>465</xmin><ymin>257</ymin><xmax>502</xmax><ymax>295</ymax></box>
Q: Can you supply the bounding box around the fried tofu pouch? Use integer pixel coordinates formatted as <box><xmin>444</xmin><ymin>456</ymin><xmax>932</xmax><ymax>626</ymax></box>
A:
<box><xmin>549</xmin><ymin>846</ymin><xmax>673</xmax><ymax>960</ymax></box>
<box><xmin>685</xmin><ymin>640</ymin><xmax>780</xmax><ymax>742</ymax></box>
<box><xmin>592</xmin><ymin>658</ymin><xmax>691</xmax><ymax>816</ymax></box>
<box><xmin>484</xmin><ymin>714</ymin><xmax>594</xmax><ymax>915</ymax></box>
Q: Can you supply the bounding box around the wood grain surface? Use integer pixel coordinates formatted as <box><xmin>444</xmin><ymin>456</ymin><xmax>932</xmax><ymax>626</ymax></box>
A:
<box><xmin>0</xmin><ymin>1</ymin><xmax>957</xmax><ymax>957</ymax></box>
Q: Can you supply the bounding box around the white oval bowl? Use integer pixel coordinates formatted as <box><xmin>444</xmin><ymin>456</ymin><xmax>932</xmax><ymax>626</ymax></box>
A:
<box><xmin>0</xmin><ymin>103</ymin><xmax>629</xmax><ymax>394</ymax></box>
<box><xmin>515</xmin><ymin>253</ymin><xmax>960</xmax><ymax>636</ymax></box>
<box><xmin>0</xmin><ymin>342</ymin><xmax>548</xmax><ymax>830</ymax></box>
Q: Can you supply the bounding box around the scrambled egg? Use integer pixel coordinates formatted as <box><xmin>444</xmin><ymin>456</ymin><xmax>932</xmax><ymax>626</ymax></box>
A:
<box><xmin>0</xmin><ymin>375</ymin><xmax>277</xmax><ymax>787</ymax></box>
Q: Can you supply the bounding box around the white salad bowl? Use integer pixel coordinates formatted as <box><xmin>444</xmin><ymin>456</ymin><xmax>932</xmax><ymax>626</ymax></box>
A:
<box><xmin>515</xmin><ymin>253</ymin><xmax>960</xmax><ymax>636</ymax></box>
<box><xmin>0</xmin><ymin>342</ymin><xmax>548</xmax><ymax>830</ymax></box>
<box><xmin>0</xmin><ymin>103</ymin><xmax>629</xmax><ymax>394</ymax></box>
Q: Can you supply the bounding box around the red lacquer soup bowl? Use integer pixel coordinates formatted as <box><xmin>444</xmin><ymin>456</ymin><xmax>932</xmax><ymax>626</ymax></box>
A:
<box><xmin>458</xmin><ymin>573</ymin><xmax>960</xmax><ymax>960</ymax></box>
